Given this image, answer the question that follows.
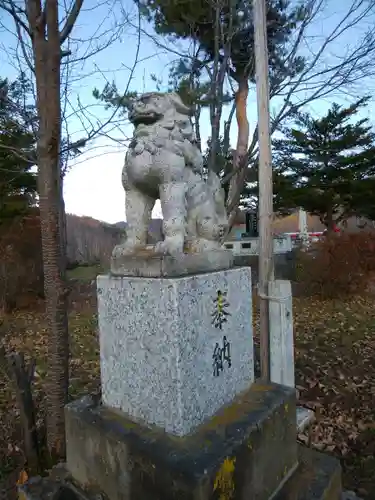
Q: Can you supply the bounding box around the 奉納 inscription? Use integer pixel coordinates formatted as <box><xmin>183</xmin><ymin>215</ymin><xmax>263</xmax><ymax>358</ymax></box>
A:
<box><xmin>212</xmin><ymin>336</ymin><xmax>232</xmax><ymax>377</ymax></box>
<box><xmin>211</xmin><ymin>290</ymin><xmax>231</xmax><ymax>329</ymax></box>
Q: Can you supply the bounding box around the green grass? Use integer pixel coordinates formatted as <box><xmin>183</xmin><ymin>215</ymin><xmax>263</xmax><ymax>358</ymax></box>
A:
<box><xmin>67</xmin><ymin>264</ymin><xmax>104</xmax><ymax>281</ymax></box>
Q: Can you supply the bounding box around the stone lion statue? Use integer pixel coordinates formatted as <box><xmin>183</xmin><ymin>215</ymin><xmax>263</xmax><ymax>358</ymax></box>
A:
<box><xmin>112</xmin><ymin>91</ymin><xmax>228</xmax><ymax>258</ymax></box>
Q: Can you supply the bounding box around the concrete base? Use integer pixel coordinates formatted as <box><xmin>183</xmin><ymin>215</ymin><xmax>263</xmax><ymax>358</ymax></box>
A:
<box><xmin>275</xmin><ymin>445</ymin><xmax>342</xmax><ymax>500</ymax></box>
<box><xmin>110</xmin><ymin>248</ymin><xmax>234</xmax><ymax>277</ymax></box>
<box><xmin>18</xmin><ymin>446</ymin><xmax>343</xmax><ymax>500</ymax></box>
<box><xmin>18</xmin><ymin>398</ymin><xmax>342</xmax><ymax>500</ymax></box>
<box><xmin>65</xmin><ymin>383</ymin><xmax>297</xmax><ymax>500</ymax></box>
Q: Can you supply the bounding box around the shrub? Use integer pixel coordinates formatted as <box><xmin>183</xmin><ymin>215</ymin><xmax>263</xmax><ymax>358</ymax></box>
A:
<box><xmin>296</xmin><ymin>231</ymin><xmax>375</xmax><ymax>298</ymax></box>
<box><xmin>0</xmin><ymin>213</ymin><xmax>44</xmax><ymax>312</ymax></box>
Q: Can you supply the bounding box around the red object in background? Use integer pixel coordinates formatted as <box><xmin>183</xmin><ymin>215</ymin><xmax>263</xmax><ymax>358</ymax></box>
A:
<box><xmin>286</xmin><ymin>231</ymin><xmax>324</xmax><ymax>239</ymax></box>
<box><xmin>322</xmin><ymin>225</ymin><xmax>341</xmax><ymax>235</ymax></box>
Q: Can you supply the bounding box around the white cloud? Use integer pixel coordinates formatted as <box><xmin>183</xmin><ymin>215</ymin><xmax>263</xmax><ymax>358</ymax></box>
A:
<box><xmin>64</xmin><ymin>148</ymin><xmax>125</xmax><ymax>223</ymax></box>
<box><xmin>64</xmin><ymin>145</ymin><xmax>162</xmax><ymax>223</ymax></box>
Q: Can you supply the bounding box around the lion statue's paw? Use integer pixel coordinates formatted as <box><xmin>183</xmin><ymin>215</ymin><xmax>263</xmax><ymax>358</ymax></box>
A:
<box><xmin>155</xmin><ymin>237</ymin><xmax>184</xmax><ymax>256</ymax></box>
<box><xmin>112</xmin><ymin>242</ymin><xmax>141</xmax><ymax>259</ymax></box>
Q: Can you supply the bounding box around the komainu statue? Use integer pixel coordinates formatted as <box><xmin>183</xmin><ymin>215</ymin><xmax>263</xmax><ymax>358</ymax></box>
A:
<box><xmin>112</xmin><ymin>92</ymin><xmax>228</xmax><ymax>259</ymax></box>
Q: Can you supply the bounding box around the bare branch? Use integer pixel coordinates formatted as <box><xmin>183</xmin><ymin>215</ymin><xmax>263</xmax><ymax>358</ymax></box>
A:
<box><xmin>60</xmin><ymin>4</ymin><xmax>143</xmax><ymax>156</ymax></box>
<box><xmin>14</xmin><ymin>17</ymin><xmax>35</xmax><ymax>74</ymax></box>
<box><xmin>1</xmin><ymin>0</ymin><xmax>31</xmax><ymax>36</ymax></box>
<box><xmin>59</xmin><ymin>0</ymin><xmax>83</xmax><ymax>45</ymax></box>
<box><xmin>214</xmin><ymin>0</ymin><xmax>375</xmax><ymax>221</ymax></box>
<box><xmin>248</xmin><ymin>0</ymin><xmax>375</xmax><ymax>156</ymax></box>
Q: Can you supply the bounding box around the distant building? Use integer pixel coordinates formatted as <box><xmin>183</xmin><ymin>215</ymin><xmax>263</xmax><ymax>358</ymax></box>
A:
<box><xmin>272</xmin><ymin>212</ymin><xmax>325</xmax><ymax>234</ymax></box>
<box><xmin>113</xmin><ymin>212</ymin><xmax>375</xmax><ymax>246</ymax></box>
<box><xmin>228</xmin><ymin>211</ymin><xmax>247</xmax><ymax>240</ymax></box>
<box><xmin>341</xmin><ymin>216</ymin><xmax>375</xmax><ymax>232</ymax></box>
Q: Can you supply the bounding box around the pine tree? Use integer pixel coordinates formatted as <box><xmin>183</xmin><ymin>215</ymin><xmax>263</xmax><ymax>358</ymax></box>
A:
<box><xmin>0</xmin><ymin>76</ymin><xmax>37</xmax><ymax>223</ymax></box>
<box><xmin>135</xmin><ymin>0</ymin><xmax>307</xmax><ymax>225</ymax></box>
<box><xmin>270</xmin><ymin>97</ymin><xmax>375</xmax><ymax>228</ymax></box>
<box><xmin>137</xmin><ymin>0</ymin><xmax>305</xmax><ymax>85</ymax></box>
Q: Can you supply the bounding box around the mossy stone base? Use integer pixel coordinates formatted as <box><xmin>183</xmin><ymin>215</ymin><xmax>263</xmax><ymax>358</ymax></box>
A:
<box><xmin>17</xmin><ymin>445</ymin><xmax>343</xmax><ymax>500</ymax></box>
<box><xmin>65</xmin><ymin>383</ymin><xmax>297</xmax><ymax>500</ymax></box>
<box><xmin>275</xmin><ymin>444</ymin><xmax>342</xmax><ymax>500</ymax></box>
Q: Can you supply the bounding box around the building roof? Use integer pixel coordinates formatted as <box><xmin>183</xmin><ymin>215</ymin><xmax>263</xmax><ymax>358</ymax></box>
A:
<box><xmin>272</xmin><ymin>213</ymin><xmax>325</xmax><ymax>234</ymax></box>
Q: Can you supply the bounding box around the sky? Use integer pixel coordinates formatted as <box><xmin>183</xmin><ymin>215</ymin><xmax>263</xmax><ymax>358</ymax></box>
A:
<box><xmin>1</xmin><ymin>0</ymin><xmax>374</xmax><ymax>224</ymax></box>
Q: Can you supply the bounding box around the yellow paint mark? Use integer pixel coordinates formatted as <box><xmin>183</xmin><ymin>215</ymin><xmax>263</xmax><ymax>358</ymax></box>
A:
<box><xmin>17</xmin><ymin>470</ymin><xmax>28</xmax><ymax>486</ymax></box>
<box><xmin>247</xmin><ymin>441</ymin><xmax>252</xmax><ymax>450</ymax></box>
<box><xmin>284</xmin><ymin>403</ymin><xmax>289</xmax><ymax>412</ymax></box>
<box><xmin>213</xmin><ymin>457</ymin><xmax>236</xmax><ymax>500</ymax></box>
<box><xmin>217</xmin><ymin>292</ymin><xmax>224</xmax><ymax>314</ymax></box>
<box><xmin>17</xmin><ymin>470</ymin><xmax>29</xmax><ymax>500</ymax></box>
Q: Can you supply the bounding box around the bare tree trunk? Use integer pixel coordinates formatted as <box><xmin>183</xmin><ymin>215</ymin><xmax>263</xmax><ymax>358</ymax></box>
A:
<box><xmin>322</xmin><ymin>207</ymin><xmax>335</xmax><ymax>233</ymax></box>
<box><xmin>38</xmin><ymin>156</ymin><xmax>69</xmax><ymax>458</ymax></box>
<box><xmin>29</xmin><ymin>0</ymin><xmax>69</xmax><ymax>459</ymax></box>
<box><xmin>58</xmin><ymin>169</ymin><xmax>67</xmax><ymax>271</ymax></box>
<box><xmin>38</xmin><ymin>147</ymin><xmax>69</xmax><ymax>461</ymax></box>
<box><xmin>206</xmin><ymin>0</ymin><xmax>233</xmax><ymax>174</ymax></box>
<box><xmin>1</xmin><ymin>0</ymin><xmax>125</xmax><ymax>460</ymax></box>
<box><xmin>188</xmin><ymin>50</ymin><xmax>203</xmax><ymax>153</ymax></box>
<box><xmin>225</xmin><ymin>76</ymin><xmax>250</xmax><ymax>231</ymax></box>
<box><xmin>194</xmin><ymin>107</ymin><xmax>202</xmax><ymax>153</ymax></box>
<box><xmin>0</xmin><ymin>348</ymin><xmax>41</xmax><ymax>474</ymax></box>
<box><xmin>221</xmin><ymin>103</ymin><xmax>236</xmax><ymax>203</ymax></box>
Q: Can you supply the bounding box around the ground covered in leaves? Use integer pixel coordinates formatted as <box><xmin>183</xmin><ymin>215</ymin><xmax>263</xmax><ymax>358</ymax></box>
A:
<box><xmin>1</xmin><ymin>268</ymin><xmax>375</xmax><ymax>498</ymax></box>
<box><xmin>254</xmin><ymin>292</ymin><xmax>375</xmax><ymax>498</ymax></box>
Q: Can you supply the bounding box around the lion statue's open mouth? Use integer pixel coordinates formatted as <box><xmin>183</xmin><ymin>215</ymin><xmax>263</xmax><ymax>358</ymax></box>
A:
<box><xmin>129</xmin><ymin>111</ymin><xmax>163</xmax><ymax>126</ymax></box>
<box><xmin>128</xmin><ymin>92</ymin><xmax>171</xmax><ymax>126</ymax></box>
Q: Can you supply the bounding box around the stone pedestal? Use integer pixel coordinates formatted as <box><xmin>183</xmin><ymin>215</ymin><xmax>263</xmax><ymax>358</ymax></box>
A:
<box><xmin>65</xmin><ymin>384</ymin><xmax>299</xmax><ymax>500</ymax></box>
<box><xmin>97</xmin><ymin>267</ymin><xmax>253</xmax><ymax>436</ymax></box>
<box><xmin>110</xmin><ymin>248</ymin><xmax>234</xmax><ymax>277</ymax></box>
<box><xmin>23</xmin><ymin>404</ymin><xmax>343</xmax><ymax>500</ymax></box>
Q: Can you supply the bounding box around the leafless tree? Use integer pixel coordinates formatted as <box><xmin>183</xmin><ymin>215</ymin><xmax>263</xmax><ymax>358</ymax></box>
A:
<box><xmin>0</xmin><ymin>0</ymin><xmax>141</xmax><ymax>459</ymax></box>
<box><xmin>224</xmin><ymin>0</ymin><xmax>375</xmax><ymax>231</ymax></box>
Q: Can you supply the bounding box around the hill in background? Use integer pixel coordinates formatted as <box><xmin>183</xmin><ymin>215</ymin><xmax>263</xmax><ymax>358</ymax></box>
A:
<box><xmin>66</xmin><ymin>211</ymin><xmax>375</xmax><ymax>269</ymax></box>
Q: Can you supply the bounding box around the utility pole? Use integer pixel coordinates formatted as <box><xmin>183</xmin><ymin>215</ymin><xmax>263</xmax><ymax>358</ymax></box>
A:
<box><xmin>253</xmin><ymin>0</ymin><xmax>274</xmax><ymax>381</ymax></box>
<box><xmin>298</xmin><ymin>207</ymin><xmax>309</xmax><ymax>247</ymax></box>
